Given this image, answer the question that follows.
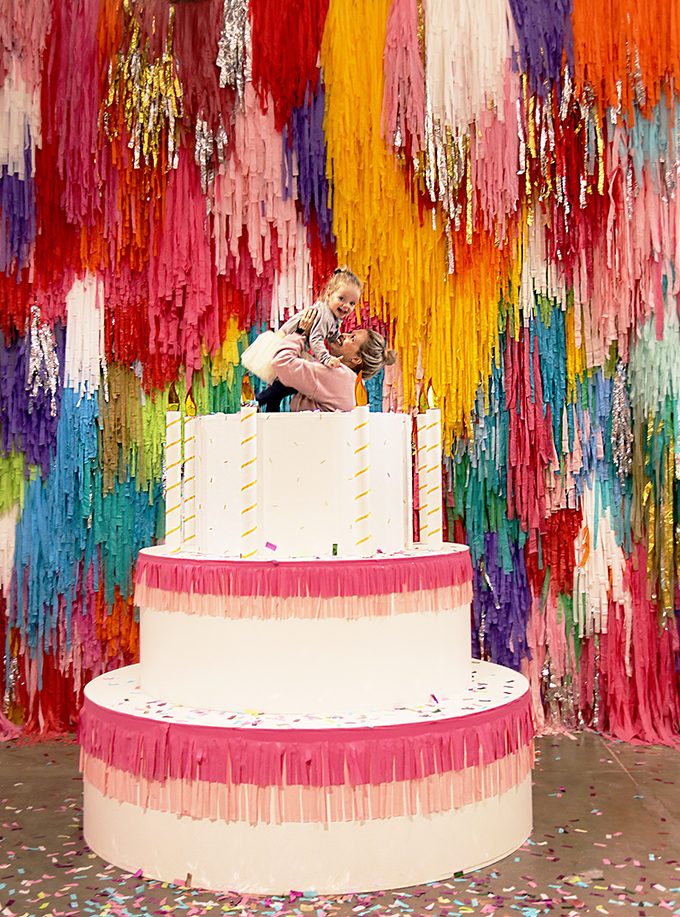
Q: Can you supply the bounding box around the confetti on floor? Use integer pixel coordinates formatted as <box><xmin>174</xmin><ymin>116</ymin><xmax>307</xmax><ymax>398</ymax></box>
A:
<box><xmin>1</xmin><ymin>732</ymin><xmax>679</xmax><ymax>917</ymax></box>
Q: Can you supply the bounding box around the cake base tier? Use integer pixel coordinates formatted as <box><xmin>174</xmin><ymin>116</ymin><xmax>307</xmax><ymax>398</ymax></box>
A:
<box><xmin>83</xmin><ymin>776</ymin><xmax>532</xmax><ymax>894</ymax></box>
<box><xmin>80</xmin><ymin>662</ymin><xmax>534</xmax><ymax>894</ymax></box>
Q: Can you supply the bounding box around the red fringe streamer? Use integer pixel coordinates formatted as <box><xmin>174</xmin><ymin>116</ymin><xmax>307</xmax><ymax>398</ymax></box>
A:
<box><xmin>504</xmin><ymin>329</ymin><xmax>554</xmax><ymax>554</ymax></box>
<box><xmin>250</xmin><ymin>0</ymin><xmax>330</xmax><ymax>131</ymax></box>
<box><xmin>526</xmin><ymin>507</ymin><xmax>583</xmax><ymax>596</ymax></box>
<box><xmin>14</xmin><ymin>638</ymin><xmax>81</xmax><ymax>738</ymax></box>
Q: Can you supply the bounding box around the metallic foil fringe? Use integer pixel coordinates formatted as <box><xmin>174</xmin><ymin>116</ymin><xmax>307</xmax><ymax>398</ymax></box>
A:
<box><xmin>27</xmin><ymin>305</ymin><xmax>60</xmax><ymax>419</ymax></box>
<box><xmin>101</xmin><ymin>1</ymin><xmax>183</xmax><ymax>171</ymax></box>
<box><xmin>611</xmin><ymin>360</ymin><xmax>633</xmax><ymax>483</ymax></box>
<box><xmin>216</xmin><ymin>0</ymin><xmax>251</xmax><ymax>104</ymax></box>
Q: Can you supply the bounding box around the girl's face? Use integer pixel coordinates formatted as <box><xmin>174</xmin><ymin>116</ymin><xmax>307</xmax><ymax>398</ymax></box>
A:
<box><xmin>328</xmin><ymin>283</ymin><xmax>361</xmax><ymax>321</ymax></box>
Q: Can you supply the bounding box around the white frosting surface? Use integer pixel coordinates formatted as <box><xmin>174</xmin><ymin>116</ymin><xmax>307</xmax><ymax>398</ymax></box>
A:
<box><xmin>87</xmin><ymin>660</ymin><xmax>528</xmax><ymax>726</ymax></box>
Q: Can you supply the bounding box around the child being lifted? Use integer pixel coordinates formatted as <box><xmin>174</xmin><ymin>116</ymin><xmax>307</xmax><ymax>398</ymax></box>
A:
<box><xmin>241</xmin><ymin>266</ymin><xmax>362</xmax><ymax>412</ymax></box>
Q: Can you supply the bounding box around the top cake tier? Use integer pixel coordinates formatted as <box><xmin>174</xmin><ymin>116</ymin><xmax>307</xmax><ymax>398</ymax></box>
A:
<box><xmin>169</xmin><ymin>409</ymin><xmax>426</xmax><ymax>559</ymax></box>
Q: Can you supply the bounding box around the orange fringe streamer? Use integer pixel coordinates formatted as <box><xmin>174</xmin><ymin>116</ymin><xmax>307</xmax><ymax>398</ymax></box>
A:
<box><xmin>571</xmin><ymin>0</ymin><xmax>680</xmax><ymax>117</ymax></box>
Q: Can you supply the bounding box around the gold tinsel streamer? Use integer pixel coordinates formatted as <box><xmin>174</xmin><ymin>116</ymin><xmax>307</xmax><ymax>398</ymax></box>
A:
<box><xmin>100</xmin><ymin>0</ymin><xmax>183</xmax><ymax>171</ymax></box>
<box><xmin>321</xmin><ymin>0</ymin><xmax>504</xmax><ymax>444</ymax></box>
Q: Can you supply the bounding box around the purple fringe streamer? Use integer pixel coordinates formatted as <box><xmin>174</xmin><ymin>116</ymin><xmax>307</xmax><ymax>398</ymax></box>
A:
<box><xmin>0</xmin><ymin>139</ymin><xmax>36</xmax><ymax>276</ymax></box>
<box><xmin>0</xmin><ymin>322</ymin><xmax>65</xmax><ymax>476</ymax></box>
<box><xmin>283</xmin><ymin>75</ymin><xmax>334</xmax><ymax>243</ymax></box>
<box><xmin>472</xmin><ymin>531</ymin><xmax>532</xmax><ymax>671</ymax></box>
<box><xmin>507</xmin><ymin>0</ymin><xmax>574</xmax><ymax>96</ymax></box>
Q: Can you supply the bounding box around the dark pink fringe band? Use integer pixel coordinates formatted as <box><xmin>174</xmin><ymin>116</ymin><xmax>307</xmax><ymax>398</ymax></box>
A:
<box><xmin>78</xmin><ymin>692</ymin><xmax>534</xmax><ymax>789</ymax></box>
<box><xmin>134</xmin><ymin>549</ymin><xmax>474</xmax><ymax>603</ymax></box>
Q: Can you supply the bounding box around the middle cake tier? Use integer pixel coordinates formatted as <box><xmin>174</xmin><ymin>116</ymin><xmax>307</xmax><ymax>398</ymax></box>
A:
<box><xmin>134</xmin><ymin>544</ymin><xmax>473</xmax><ymax>714</ymax></box>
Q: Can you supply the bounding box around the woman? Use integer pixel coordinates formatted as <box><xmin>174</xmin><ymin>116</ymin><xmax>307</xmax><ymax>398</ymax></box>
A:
<box><xmin>270</xmin><ymin>307</ymin><xmax>397</xmax><ymax>412</ymax></box>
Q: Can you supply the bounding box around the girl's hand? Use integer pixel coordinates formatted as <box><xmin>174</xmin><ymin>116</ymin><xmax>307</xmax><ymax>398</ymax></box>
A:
<box><xmin>296</xmin><ymin>307</ymin><xmax>318</xmax><ymax>337</ymax></box>
<box><xmin>326</xmin><ymin>356</ymin><xmax>342</xmax><ymax>368</ymax></box>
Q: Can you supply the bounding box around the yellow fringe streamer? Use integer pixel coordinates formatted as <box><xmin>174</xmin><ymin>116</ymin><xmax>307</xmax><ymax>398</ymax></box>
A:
<box><xmin>321</xmin><ymin>0</ymin><xmax>504</xmax><ymax>444</ymax></box>
<box><xmin>210</xmin><ymin>317</ymin><xmax>249</xmax><ymax>388</ymax></box>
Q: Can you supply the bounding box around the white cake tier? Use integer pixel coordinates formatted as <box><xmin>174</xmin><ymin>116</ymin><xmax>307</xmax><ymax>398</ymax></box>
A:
<box><xmin>80</xmin><ymin>662</ymin><xmax>534</xmax><ymax>894</ymax></box>
<box><xmin>84</xmin><ymin>777</ymin><xmax>532</xmax><ymax>895</ymax></box>
<box><xmin>134</xmin><ymin>544</ymin><xmax>474</xmax><ymax>713</ymax></box>
<box><xmin>193</xmin><ymin>410</ymin><xmax>413</xmax><ymax>557</ymax></box>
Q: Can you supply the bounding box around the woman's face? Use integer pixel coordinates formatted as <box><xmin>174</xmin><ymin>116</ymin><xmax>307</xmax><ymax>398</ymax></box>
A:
<box><xmin>329</xmin><ymin>329</ymin><xmax>369</xmax><ymax>368</ymax></box>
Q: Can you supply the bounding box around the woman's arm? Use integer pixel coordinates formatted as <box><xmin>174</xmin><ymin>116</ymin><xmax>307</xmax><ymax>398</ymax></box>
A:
<box><xmin>270</xmin><ymin>333</ymin><xmax>323</xmax><ymax>400</ymax></box>
<box><xmin>270</xmin><ymin>309</ymin><xmax>322</xmax><ymax>398</ymax></box>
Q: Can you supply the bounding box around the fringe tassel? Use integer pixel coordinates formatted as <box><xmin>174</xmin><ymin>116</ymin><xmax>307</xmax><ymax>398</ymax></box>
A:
<box><xmin>81</xmin><ymin>742</ymin><xmax>533</xmax><ymax>825</ymax></box>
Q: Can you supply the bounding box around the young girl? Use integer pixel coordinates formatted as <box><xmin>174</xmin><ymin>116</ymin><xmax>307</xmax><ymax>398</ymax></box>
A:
<box><xmin>241</xmin><ymin>267</ymin><xmax>363</xmax><ymax>412</ymax></box>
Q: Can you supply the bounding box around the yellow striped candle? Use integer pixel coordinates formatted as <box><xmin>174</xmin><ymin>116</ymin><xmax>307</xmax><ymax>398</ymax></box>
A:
<box><xmin>425</xmin><ymin>409</ymin><xmax>443</xmax><ymax>546</ymax></box>
<box><xmin>164</xmin><ymin>412</ymin><xmax>182</xmax><ymax>552</ymax></box>
<box><xmin>416</xmin><ymin>413</ymin><xmax>429</xmax><ymax>543</ymax></box>
<box><xmin>239</xmin><ymin>406</ymin><xmax>258</xmax><ymax>559</ymax></box>
<box><xmin>352</xmin><ymin>405</ymin><xmax>372</xmax><ymax>555</ymax></box>
<box><xmin>182</xmin><ymin>416</ymin><xmax>196</xmax><ymax>547</ymax></box>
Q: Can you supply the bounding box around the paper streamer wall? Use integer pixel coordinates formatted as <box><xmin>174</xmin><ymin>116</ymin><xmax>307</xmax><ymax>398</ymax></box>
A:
<box><xmin>0</xmin><ymin>0</ymin><xmax>679</xmax><ymax>745</ymax></box>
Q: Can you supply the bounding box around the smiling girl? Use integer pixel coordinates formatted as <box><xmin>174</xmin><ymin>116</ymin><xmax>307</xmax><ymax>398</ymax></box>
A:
<box><xmin>241</xmin><ymin>266</ymin><xmax>363</xmax><ymax>412</ymax></box>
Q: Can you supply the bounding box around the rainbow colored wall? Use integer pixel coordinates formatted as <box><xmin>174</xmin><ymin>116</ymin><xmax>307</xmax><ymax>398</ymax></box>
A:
<box><xmin>1</xmin><ymin>0</ymin><xmax>680</xmax><ymax>744</ymax></box>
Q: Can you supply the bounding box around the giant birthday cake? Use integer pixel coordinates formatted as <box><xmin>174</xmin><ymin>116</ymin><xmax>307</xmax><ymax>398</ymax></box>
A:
<box><xmin>79</xmin><ymin>407</ymin><xmax>533</xmax><ymax>894</ymax></box>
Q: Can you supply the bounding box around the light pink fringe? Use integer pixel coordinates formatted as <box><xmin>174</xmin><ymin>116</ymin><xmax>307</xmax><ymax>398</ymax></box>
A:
<box><xmin>81</xmin><ymin>743</ymin><xmax>533</xmax><ymax>825</ymax></box>
<box><xmin>134</xmin><ymin>582</ymin><xmax>473</xmax><ymax>619</ymax></box>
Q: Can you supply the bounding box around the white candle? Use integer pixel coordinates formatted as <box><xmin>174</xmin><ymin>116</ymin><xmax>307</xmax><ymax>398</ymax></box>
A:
<box><xmin>352</xmin><ymin>405</ymin><xmax>372</xmax><ymax>555</ymax></box>
<box><xmin>425</xmin><ymin>409</ymin><xmax>443</xmax><ymax>546</ymax></box>
<box><xmin>416</xmin><ymin>413</ymin><xmax>429</xmax><ymax>543</ymax></box>
<box><xmin>240</xmin><ymin>406</ymin><xmax>258</xmax><ymax>558</ymax></box>
<box><xmin>182</xmin><ymin>416</ymin><xmax>196</xmax><ymax>547</ymax></box>
<box><xmin>165</xmin><ymin>411</ymin><xmax>182</xmax><ymax>552</ymax></box>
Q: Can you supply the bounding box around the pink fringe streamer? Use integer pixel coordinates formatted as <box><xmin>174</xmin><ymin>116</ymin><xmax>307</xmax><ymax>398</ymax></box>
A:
<box><xmin>78</xmin><ymin>691</ymin><xmax>533</xmax><ymax>788</ymax></box>
<box><xmin>0</xmin><ymin>710</ymin><xmax>21</xmax><ymax>742</ymax></box>
<box><xmin>381</xmin><ymin>0</ymin><xmax>425</xmax><ymax>156</ymax></box>
<box><xmin>81</xmin><ymin>744</ymin><xmax>532</xmax><ymax>825</ymax></box>
<box><xmin>147</xmin><ymin>147</ymin><xmax>219</xmax><ymax>382</ymax></box>
<box><xmin>134</xmin><ymin>581</ymin><xmax>473</xmax><ymax>620</ymax></box>
<box><xmin>134</xmin><ymin>549</ymin><xmax>474</xmax><ymax>604</ymax></box>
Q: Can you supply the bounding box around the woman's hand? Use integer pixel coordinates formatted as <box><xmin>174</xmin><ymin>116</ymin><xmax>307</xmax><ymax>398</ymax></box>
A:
<box><xmin>296</xmin><ymin>307</ymin><xmax>318</xmax><ymax>337</ymax></box>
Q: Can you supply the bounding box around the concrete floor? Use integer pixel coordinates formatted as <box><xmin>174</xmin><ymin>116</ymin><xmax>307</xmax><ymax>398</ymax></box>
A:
<box><xmin>1</xmin><ymin>731</ymin><xmax>679</xmax><ymax>916</ymax></box>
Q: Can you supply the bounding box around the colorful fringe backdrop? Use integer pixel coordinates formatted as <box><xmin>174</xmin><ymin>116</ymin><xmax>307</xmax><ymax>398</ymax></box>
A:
<box><xmin>1</xmin><ymin>0</ymin><xmax>680</xmax><ymax>747</ymax></box>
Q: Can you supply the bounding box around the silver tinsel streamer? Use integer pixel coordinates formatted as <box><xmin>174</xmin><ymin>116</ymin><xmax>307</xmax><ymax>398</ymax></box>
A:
<box><xmin>27</xmin><ymin>305</ymin><xmax>60</xmax><ymax>418</ymax></box>
<box><xmin>423</xmin><ymin>89</ymin><xmax>437</xmax><ymax>203</ymax></box>
<box><xmin>540</xmin><ymin>658</ymin><xmax>582</xmax><ymax>732</ymax></box>
<box><xmin>611</xmin><ymin>359</ymin><xmax>633</xmax><ymax>483</ymax></box>
<box><xmin>558</xmin><ymin>67</ymin><xmax>572</xmax><ymax>121</ymax></box>
<box><xmin>195</xmin><ymin>114</ymin><xmax>229</xmax><ymax>198</ymax></box>
<box><xmin>3</xmin><ymin>656</ymin><xmax>18</xmax><ymax>714</ymax></box>
<box><xmin>216</xmin><ymin>0</ymin><xmax>251</xmax><ymax>106</ymax></box>
<box><xmin>195</xmin><ymin>117</ymin><xmax>215</xmax><ymax>194</ymax></box>
<box><xmin>632</xmin><ymin>46</ymin><xmax>646</xmax><ymax>109</ymax></box>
